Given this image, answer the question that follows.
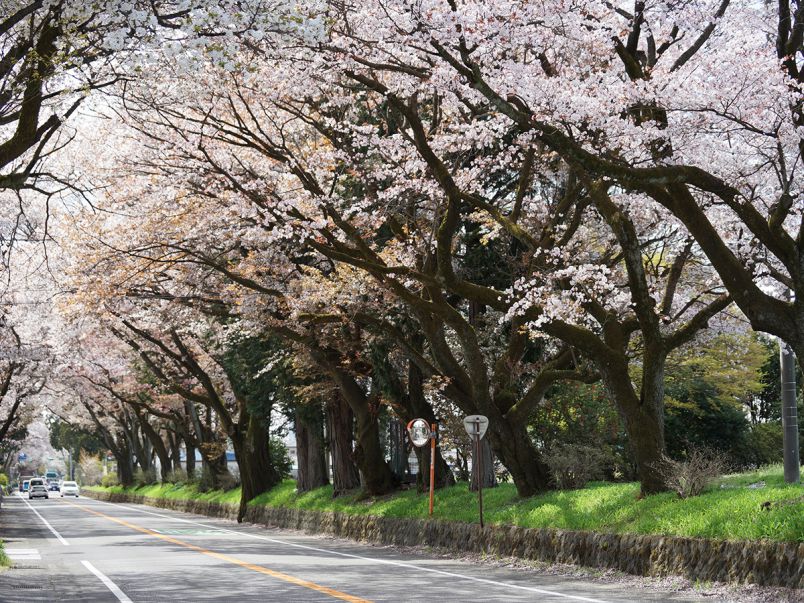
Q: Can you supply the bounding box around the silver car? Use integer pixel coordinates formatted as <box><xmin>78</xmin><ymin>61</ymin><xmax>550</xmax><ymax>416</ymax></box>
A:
<box><xmin>60</xmin><ymin>481</ymin><xmax>79</xmax><ymax>497</ymax></box>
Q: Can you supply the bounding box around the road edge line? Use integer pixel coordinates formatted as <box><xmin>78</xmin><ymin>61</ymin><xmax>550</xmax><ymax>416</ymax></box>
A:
<box><xmin>18</xmin><ymin>494</ymin><xmax>69</xmax><ymax>546</ymax></box>
<box><xmin>81</xmin><ymin>560</ymin><xmax>133</xmax><ymax>602</ymax></box>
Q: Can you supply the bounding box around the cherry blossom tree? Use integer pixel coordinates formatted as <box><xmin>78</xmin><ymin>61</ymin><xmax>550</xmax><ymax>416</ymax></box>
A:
<box><xmin>101</xmin><ymin>33</ymin><xmax>741</xmax><ymax>493</ymax></box>
<box><xmin>14</xmin><ymin>0</ymin><xmax>795</xmax><ymax>502</ymax></box>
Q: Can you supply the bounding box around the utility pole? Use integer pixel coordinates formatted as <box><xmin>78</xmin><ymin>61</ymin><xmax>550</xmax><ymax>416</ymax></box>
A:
<box><xmin>780</xmin><ymin>289</ymin><xmax>801</xmax><ymax>483</ymax></box>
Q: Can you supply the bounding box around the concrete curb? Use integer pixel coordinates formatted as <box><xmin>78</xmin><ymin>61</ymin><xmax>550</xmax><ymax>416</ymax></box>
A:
<box><xmin>83</xmin><ymin>489</ymin><xmax>804</xmax><ymax>589</ymax></box>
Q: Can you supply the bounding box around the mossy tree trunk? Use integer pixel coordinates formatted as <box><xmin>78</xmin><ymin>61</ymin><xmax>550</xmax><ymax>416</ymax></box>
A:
<box><xmin>295</xmin><ymin>406</ymin><xmax>329</xmax><ymax>494</ymax></box>
<box><xmin>326</xmin><ymin>391</ymin><xmax>360</xmax><ymax>495</ymax></box>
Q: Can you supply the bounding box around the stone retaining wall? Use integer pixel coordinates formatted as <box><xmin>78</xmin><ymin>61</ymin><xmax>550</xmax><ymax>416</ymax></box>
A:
<box><xmin>83</xmin><ymin>489</ymin><xmax>804</xmax><ymax>589</ymax></box>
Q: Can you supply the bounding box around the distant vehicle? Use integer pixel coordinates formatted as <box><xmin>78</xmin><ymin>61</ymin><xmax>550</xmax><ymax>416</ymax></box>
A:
<box><xmin>48</xmin><ymin>482</ymin><xmax>60</xmax><ymax>492</ymax></box>
<box><xmin>21</xmin><ymin>480</ymin><xmax>30</xmax><ymax>493</ymax></box>
<box><xmin>28</xmin><ymin>478</ymin><xmax>48</xmax><ymax>500</ymax></box>
<box><xmin>60</xmin><ymin>481</ymin><xmax>79</xmax><ymax>497</ymax></box>
<box><xmin>45</xmin><ymin>470</ymin><xmax>58</xmax><ymax>481</ymax></box>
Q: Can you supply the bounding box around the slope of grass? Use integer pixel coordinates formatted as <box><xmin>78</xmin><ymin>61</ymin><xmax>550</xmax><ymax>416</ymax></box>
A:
<box><xmin>88</xmin><ymin>465</ymin><xmax>804</xmax><ymax>542</ymax></box>
<box><xmin>0</xmin><ymin>540</ymin><xmax>10</xmax><ymax>567</ymax></box>
<box><xmin>87</xmin><ymin>482</ymin><xmax>241</xmax><ymax>505</ymax></box>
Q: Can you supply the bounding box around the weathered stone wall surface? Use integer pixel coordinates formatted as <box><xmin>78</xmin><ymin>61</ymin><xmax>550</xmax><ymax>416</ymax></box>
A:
<box><xmin>83</xmin><ymin>489</ymin><xmax>803</xmax><ymax>589</ymax></box>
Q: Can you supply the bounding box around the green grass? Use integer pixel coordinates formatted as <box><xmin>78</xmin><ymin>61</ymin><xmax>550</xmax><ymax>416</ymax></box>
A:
<box><xmin>0</xmin><ymin>540</ymin><xmax>10</xmax><ymax>567</ymax></box>
<box><xmin>87</xmin><ymin>465</ymin><xmax>804</xmax><ymax>543</ymax></box>
<box><xmin>86</xmin><ymin>482</ymin><xmax>241</xmax><ymax>505</ymax></box>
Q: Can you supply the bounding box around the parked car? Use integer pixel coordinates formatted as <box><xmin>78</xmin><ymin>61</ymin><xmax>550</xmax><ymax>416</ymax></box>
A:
<box><xmin>28</xmin><ymin>478</ymin><xmax>48</xmax><ymax>500</ymax></box>
<box><xmin>60</xmin><ymin>481</ymin><xmax>79</xmax><ymax>497</ymax></box>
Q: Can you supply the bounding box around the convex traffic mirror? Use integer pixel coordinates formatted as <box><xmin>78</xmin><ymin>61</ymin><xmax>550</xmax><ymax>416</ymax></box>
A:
<box><xmin>406</xmin><ymin>418</ymin><xmax>431</xmax><ymax>447</ymax></box>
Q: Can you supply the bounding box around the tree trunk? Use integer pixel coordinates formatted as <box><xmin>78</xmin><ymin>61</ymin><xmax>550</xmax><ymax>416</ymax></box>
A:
<box><xmin>324</xmin><ymin>365</ymin><xmax>397</xmax><ymax>495</ymax></box>
<box><xmin>603</xmin><ymin>353</ymin><xmax>667</xmax><ymax>495</ymax></box>
<box><xmin>115</xmin><ymin>448</ymin><xmax>135</xmax><ymax>488</ymax></box>
<box><xmin>454</xmin><ymin>448</ymin><xmax>470</xmax><ymax>481</ymax></box>
<box><xmin>470</xmin><ymin>436</ymin><xmax>497</xmax><ymax>491</ymax></box>
<box><xmin>137</xmin><ymin>434</ymin><xmax>152</xmax><ymax>473</ymax></box>
<box><xmin>326</xmin><ymin>392</ymin><xmax>360</xmax><ymax>495</ymax></box>
<box><xmin>233</xmin><ymin>410</ymin><xmax>280</xmax><ymax>523</ymax></box>
<box><xmin>486</xmin><ymin>421</ymin><xmax>547</xmax><ymax>496</ymax></box>
<box><xmin>353</xmin><ymin>405</ymin><xmax>397</xmax><ymax>494</ymax></box>
<box><xmin>138</xmin><ymin>417</ymin><xmax>172</xmax><ymax>482</ymax></box>
<box><xmin>623</xmin><ymin>405</ymin><xmax>666</xmax><ymax>494</ymax></box>
<box><xmin>184</xmin><ymin>438</ymin><xmax>196</xmax><ymax>479</ymax></box>
<box><xmin>200</xmin><ymin>446</ymin><xmax>232</xmax><ymax>490</ymax></box>
<box><xmin>388</xmin><ymin>420</ymin><xmax>408</xmax><ymax>480</ymax></box>
<box><xmin>311</xmin><ymin>347</ymin><xmax>397</xmax><ymax>496</ymax></box>
<box><xmin>168</xmin><ymin>432</ymin><xmax>181</xmax><ymax>474</ymax></box>
<box><xmin>295</xmin><ymin>407</ymin><xmax>329</xmax><ymax>493</ymax></box>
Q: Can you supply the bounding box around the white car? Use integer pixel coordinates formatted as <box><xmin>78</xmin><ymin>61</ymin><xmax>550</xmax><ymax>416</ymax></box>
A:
<box><xmin>28</xmin><ymin>478</ymin><xmax>48</xmax><ymax>500</ymax></box>
<box><xmin>60</xmin><ymin>481</ymin><xmax>80</xmax><ymax>497</ymax></box>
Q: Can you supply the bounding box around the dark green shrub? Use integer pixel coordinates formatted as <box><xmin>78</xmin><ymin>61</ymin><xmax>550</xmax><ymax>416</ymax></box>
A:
<box><xmin>165</xmin><ymin>469</ymin><xmax>188</xmax><ymax>484</ymax></box>
<box><xmin>133</xmin><ymin>468</ymin><xmax>157</xmax><ymax>487</ymax></box>
<box><xmin>741</xmin><ymin>422</ymin><xmax>784</xmax><ymax>467</ymax></box>
<box><xmin>268</xmin><ymin>437</ymin><xmax>293</xmax><ymax>478</ymax></box>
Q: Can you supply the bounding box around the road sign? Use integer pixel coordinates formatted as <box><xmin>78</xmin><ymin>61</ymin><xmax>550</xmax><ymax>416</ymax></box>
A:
<box><xmin>463</xmin><ymin>415</ymin><xmax>489</xmax><ymax>439</ymax></box>
<box><xmin>406</xmin><ymin>419</ymin><xmax>431</xmax><ymax>447</ymax></box>
<box><xmin>17</xmin><ymin>453</ymin><xmax>26</xmax><ymax>462</ymax></box>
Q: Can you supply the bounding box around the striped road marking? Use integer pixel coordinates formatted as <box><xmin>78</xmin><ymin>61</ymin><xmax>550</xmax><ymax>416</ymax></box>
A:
<box><xmin>6</xmin><ymin>549</ymin><xmax>41</xmax><ymax>560</ymax></box>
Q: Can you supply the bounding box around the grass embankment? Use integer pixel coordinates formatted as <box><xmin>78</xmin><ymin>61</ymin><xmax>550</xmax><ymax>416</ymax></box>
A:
<box><xmin>0</xmin><ymin>540</ymin><xmax>11</xmax><ymax>567</ymax></box>
<box><xmin>91</xmin><ymin>482</ymin><xmax>241</xmax><ymax>505</ymax></box>
<box><xmin>87</xmin><ymin>465</ymin><xmax>803</xmax><ymax>543</ymax></box>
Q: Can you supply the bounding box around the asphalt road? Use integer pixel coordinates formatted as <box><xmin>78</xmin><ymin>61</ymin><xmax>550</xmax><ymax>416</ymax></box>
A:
<box><xmin>0</xmin><ymin>493</ymin><xmax>711</xmax><ymax>603</ymax></box>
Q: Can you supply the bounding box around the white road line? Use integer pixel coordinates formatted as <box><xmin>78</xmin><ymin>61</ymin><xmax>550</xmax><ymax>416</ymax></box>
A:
<box><xmin>18</xmin><ymin>494</ymin><xmax>69</xmax><ymax>546</ymax></box>
<box><xmin>85</xmin><ymin>497</ymin><xmax>610</xmax><ymax>603</ymax></box>
<box><xmin>81</xmin><ymin>560</ymin><xmax>133</xmax><ymax>603</ymax></box>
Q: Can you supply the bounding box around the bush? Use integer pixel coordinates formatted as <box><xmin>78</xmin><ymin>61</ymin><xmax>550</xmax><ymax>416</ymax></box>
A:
<box><xmin>544</xmin><ymin>443</ymin><xmax>607</xmax><ymax>490</ymax></box>
<box><xmin>133</xmin><ymin>468</ymin><xmax>157</xmax><ymax>487</ymax></box>
<box><xmin>197</xmin><ymin>466</ymin><xmax>215</xmax><ymax>492</ymax></box>
<box><xmin>657</xmin><ymin>447</ymin><xmax>727</xmax><ymax>499</ymax></box>
<box><xmin>0</xmin><ymin>473</ymin><xmax>8</xmax><ymax>487</ymax></box>
<box><xmin>196</xmin><ymin>466</ymin><xmax>238</xmax><ymax>492</ymax></box>
<box><xmin>741</xmin><ymin>422</ymin><xmax>784</xmax><ymax>467</ymax></box>
<box><xmin>100</xmin><ymin>474</ymin><xmax>119</xmax><ymax>487</ymax></box>
<box><xmin>165</xmin><ymin>468</ymin><xmax>188</xmax><ymax>484</ymax></box>
<box><xmin>268</xmin><ymin>437</ymin><xmax>293</xmax><ymax>479</ymax></box>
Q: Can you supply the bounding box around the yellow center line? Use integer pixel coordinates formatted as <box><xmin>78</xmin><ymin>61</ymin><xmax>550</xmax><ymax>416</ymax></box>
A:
<box><xmin>61</xmin><ymin>499</ymin><xmax>371</xmax><ymax>603</ymax></box>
